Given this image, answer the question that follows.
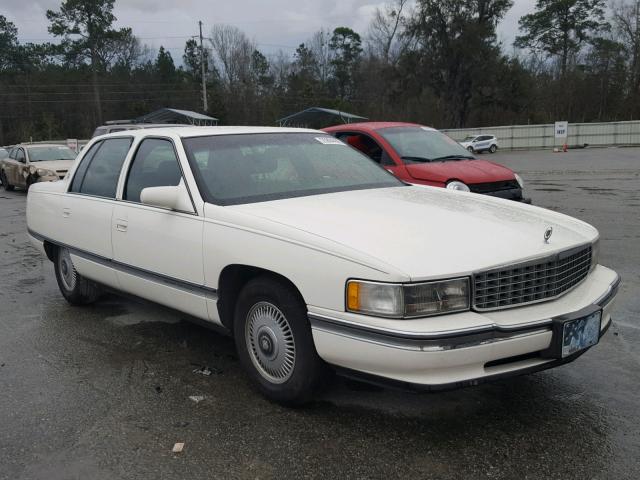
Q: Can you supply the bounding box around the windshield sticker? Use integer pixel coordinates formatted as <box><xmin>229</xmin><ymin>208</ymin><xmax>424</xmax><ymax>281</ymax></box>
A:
<box><xmin>315</xmin><ymin>136</ymin><xmax>345</xmax><ymax>145</ymax></box>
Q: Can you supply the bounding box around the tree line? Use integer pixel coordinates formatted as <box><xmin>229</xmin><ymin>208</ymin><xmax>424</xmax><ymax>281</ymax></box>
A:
<box><xmin>0</xmin><ymin>0</ymin><xmax>639</xmax><ymax>144</ymax></box>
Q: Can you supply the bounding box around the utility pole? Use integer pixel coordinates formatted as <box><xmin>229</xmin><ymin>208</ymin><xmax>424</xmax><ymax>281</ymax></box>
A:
<box><xmin>199</xmin><ymin>20</ymin><xmax>208</xmax><ymax>113</ymax></box>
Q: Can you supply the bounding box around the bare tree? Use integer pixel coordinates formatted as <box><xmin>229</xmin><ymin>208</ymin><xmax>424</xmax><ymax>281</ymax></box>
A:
<box><xmin>612</xmin><ymin>0</ymin><xmax>640</xmax><ymax>94</ymax></box>
<box><xmin>308</xmin><ymin>29</ymin><xmax>333</xmax><ymax>86</ymax></box>
<box><xmin>209</xmin><ymin>24</ymin><xmax>255</xmax><ymax>87</ymax></box>
<box><xmin>366</xmin><ymin>0</ymin><xmax>413</xmax><ymax>64</ymax></box>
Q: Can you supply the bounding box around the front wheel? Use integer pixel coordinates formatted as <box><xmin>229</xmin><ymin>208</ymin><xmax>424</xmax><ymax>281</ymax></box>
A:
<box><xmin>54</xmin><ymin>247</ymin><xmax>101</xmax><ymax>305</ymax></box>
<box><xmin>466</xmin><ymin>146</ymin><xmax>475</xmax><ymax>153</ymax></box>
<box><xmin>0</xmin><ymin>170</ymin><xmax>14</xmax><ymax>191</ymax></box>
<box><xmin>234</xmin><ymin>276</ymin><xmax>329</xmax><ymax>405</ymax></box>
<box><xmin>489</xmin><ymin>144</ymin><xmax>498</xmax><ymax>153</ymax></box>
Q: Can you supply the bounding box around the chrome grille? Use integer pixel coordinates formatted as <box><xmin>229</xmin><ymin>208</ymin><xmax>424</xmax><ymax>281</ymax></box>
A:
<box><xmin>474</xmin><ymin>245</ymin><xmax>592</xmax><ymax>311</ymax></box>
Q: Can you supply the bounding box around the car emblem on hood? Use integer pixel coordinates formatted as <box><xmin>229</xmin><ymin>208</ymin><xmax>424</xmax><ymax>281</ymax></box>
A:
<box><xmin>544</xmin><ymin>227</ymin><xmax>553</xmax><ymax>243</ymax></box>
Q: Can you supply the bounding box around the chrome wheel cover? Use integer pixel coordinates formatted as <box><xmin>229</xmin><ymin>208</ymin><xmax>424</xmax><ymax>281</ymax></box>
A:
<box><xmin>58</xmin><ymin>248</ymin><xmax>77</xmax><ymax>291</ymax></box>
<box><xmin>245</xmin><ymin>301</ymin><xmax>296</xmax><ymax>384</ymax></box>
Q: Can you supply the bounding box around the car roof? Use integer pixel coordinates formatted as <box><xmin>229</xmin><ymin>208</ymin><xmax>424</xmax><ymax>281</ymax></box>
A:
<box><xmin>96</xmin><ymin>126</ymin><xmax>323</xmax><ymax>140</ymax></box>
<box><xmin>324</xmin><ymin>121</ymin><xmax>434</xmax><ymax>132</ymax></box>
<box><xmin>13</xmin><ymin>143</ymin><xmax>74</xmax><ymax>148</ymax></box>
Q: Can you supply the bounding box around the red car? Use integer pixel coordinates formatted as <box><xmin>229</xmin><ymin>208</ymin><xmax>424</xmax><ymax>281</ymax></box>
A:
<box><xmin>324</xmin><ymin>122</ymin><xmax>530</xmax><ymax>202</ymax></box>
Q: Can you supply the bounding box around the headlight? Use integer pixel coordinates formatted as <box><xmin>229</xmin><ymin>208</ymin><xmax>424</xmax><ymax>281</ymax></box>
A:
<box><xmin>591</xmin><ymin>237</ymin><xmax>600</xmax><ymax>271</ymax></box>
<box><xmin>514</xmin><ymin>173</ymin><xmax>524</xmax><ymax>189</ymax></box>
<box><xmin>446</xmin><ymin>181</ymin><xmax>470</xmax><ymax>192</ymax></box>
<box><xmin>346</xmin><ymin>278</ymin><xmax>470</xmax><ymax>318</ymax></box>
<box><xmin>36</xmin><ymin>168</ymin><xmax>56</xmax><ymax>177</ymax></box>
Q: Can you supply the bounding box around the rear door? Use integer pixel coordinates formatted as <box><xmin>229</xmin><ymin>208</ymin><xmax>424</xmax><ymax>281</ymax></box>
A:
<box><xmin>475</xmin><ymin>135</ymin><xmax>491</xmax><ymax>151</ymax></box>
<box><xmin>111</xmin><ymin>137</ymin><xmax>208</xmax><ymax>320</ymax></box>
<box><xmin>61</xmin><ymin>137</ymin><xmax>134</xmax><ymax>288</ymax></box>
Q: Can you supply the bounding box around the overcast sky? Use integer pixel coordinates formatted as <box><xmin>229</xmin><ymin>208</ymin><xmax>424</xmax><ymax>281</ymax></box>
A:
<box><xmin>6</xmin><ymin>0</ymin><xmax>535</xmax><ymax>59</ymax></box>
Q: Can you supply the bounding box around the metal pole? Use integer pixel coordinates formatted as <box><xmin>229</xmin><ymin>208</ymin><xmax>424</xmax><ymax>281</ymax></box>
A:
<box><xmin>199</xmin><ymin>20</ymin><xmax>208</xmax><ymax>113</ymax></box>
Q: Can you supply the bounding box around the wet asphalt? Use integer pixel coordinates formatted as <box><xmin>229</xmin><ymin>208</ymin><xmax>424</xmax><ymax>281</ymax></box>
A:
<box><xmin>0</xmin><ymin>147</ymin><xmax>639</xmax><ymax>480</ymax></box>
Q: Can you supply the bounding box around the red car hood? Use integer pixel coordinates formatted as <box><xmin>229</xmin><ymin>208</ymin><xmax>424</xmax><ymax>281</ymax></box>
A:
<box><xmin>405</xmin><ymin>159</ymin><xmax>515</xmax><ymax>184</ymax></box>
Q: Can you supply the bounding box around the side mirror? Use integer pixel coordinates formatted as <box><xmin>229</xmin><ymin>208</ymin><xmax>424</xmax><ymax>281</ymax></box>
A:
<box><xmin>140</xmin><ymin>181</ymin><xmax>194</xmax><ymax>213</ymax></box>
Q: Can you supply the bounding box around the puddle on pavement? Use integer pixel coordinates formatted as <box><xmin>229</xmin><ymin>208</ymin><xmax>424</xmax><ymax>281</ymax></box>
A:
<box><xmin>96</xmin><ymin>297</ymin><xmax>181</xmax><ymax>326</ymax></box>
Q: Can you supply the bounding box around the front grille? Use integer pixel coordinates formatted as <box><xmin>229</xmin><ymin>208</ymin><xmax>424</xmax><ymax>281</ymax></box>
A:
<box><xmin>469</xmin><ymin>180</ymin><xmax>520</xmax><ymax>194</ymax></box>
<box><xmin>474</xmin><ymin>245</ymin><xmax>592</xmax><ymax>311</ymax></box>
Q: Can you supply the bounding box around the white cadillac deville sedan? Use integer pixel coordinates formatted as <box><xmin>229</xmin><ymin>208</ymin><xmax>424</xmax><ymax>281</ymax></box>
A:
<box><xmin>26</xmin><ymin>127</ymin><xmax>620</xmax><ymax>404</ymax></box>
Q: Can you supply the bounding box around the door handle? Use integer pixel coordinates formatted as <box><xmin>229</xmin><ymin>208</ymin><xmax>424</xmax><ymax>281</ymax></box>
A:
<box><xmin>62</xmin><ymin>208</ymin><xmax>71</xmax><ymax>218</ymax></box>
<box><xmin>115</xmin><ymin>220</ymin><xmax>128</xmax><ymax>232</ymax></box>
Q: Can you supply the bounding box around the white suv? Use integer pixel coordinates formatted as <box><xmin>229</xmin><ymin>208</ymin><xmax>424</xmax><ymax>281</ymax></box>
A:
<box><xmin>460</xmin><ymin>135</ymin><xmax>498</xmax><ymax>154</ymax></box>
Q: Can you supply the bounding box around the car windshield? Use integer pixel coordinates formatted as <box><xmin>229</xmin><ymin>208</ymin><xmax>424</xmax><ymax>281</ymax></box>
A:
<box><xmin>27</xmin><ymin>146</ymin><xmax>76</xmax><ymax>162</ymax></box>
<box><xmin>379</xmin><ymin>127</ymin><xmax>475</xmax><ymax>163</ymax></box>
<box><xmin>182</xmin><ymin>133</ymin><xmax>404</xmax><ymax>205</ymax></box>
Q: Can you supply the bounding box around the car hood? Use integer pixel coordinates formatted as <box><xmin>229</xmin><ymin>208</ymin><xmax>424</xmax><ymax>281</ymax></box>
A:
<box><xmin>30</xmin><ymin>160</ymin><xmax>74</xmax><ymax>172</ymax></box>
<box><xmin>228</xmin><ymin>186</ymin><xmax>597</xmax><ymax>280</ymax></box>
<box><xmin>405</xmin><ymin>159</ymin><xmax>515</xmax><ymax>185</ymax></box>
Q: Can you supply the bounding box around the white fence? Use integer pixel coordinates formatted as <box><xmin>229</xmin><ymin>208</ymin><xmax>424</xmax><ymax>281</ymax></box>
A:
<box><xmin>442</xmin><ymin>120</ymin><xmax>640</xmax><ymax>150</ymax></box>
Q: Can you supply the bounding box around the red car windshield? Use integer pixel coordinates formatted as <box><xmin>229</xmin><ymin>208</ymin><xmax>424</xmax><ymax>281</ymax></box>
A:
<box><xmin>379</xmin><ymin>127</ymin><xmax>474</xmax><ymax>163</ymax></box>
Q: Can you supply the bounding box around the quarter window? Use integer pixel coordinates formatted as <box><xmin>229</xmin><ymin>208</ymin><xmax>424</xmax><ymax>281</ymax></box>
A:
<box><xmin>124</xmin><ymin>138</ymin><xmax>183</xmax><ymax>203</ymax></box>
<box><xmin>70</xmin><ymin>138</ymin><xmax>132</xmax><ymax>198</ymax></box>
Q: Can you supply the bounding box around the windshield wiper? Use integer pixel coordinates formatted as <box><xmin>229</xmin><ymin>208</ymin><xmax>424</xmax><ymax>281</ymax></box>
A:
<box><xmin>401</xmin><ymin>155</ymin><xmax>432</xmax><ymax>163</ymax></box>
<box><xmin>430</xmin><ymin>155</ymin><xmax>475</xmax><ymax>162</ymax></box>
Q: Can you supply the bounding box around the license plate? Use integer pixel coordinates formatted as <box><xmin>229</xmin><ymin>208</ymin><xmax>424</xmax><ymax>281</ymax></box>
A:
<box><xmin>561</xmin><ymin>310</ymin><xmax>602</xmax><ymax>358</ymax></box>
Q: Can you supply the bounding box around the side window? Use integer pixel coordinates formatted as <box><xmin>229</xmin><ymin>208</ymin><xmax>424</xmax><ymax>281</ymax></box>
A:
<box><xmin>339</xmin><ymin>133</ymin><xmax>395</xmax><ymax>167</ymax></box>
<box><xmin>16</xmin><ymin>149</ymin><xmax>26</xmax><ymax>163</ymax></box>
<box><xmin>124</xmin><ymin>138</ymin><xmax>183</xmax><ymax>203</ymax></box>
<box><xmin>70</xmin><ymin>138</ymin><xmax>132</xmax><ymax>198</ymax></box>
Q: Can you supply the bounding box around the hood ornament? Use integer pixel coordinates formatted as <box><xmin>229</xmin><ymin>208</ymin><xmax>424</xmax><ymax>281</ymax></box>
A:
<box><xmin>544</xmin><ymin>227</ymin><xmax>553</xmax><ymax>243</ymax></box>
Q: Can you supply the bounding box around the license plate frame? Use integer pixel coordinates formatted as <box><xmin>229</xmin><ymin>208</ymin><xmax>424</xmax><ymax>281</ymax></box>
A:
<box><xmin>542</xmin><ymin>306</ymin><xmax>603</xmax><ymax>359</ymax></box>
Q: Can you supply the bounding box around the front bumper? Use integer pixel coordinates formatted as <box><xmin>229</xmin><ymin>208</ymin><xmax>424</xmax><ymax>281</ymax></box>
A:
<box><xmin>309</xmin><ymin>267</ymin><xmax>620</xmax><ymax>390</ymax></box>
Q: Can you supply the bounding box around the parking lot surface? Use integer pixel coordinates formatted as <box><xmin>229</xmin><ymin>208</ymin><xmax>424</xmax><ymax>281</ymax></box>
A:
<box><xmin>1</xmin><ymin>147</ymin><xmax>639</xmax><ymax>479</ymax></box>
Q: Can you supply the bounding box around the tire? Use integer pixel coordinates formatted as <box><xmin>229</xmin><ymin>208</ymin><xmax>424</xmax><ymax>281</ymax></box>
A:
<box><xmin>489</xmin><ymin>144</ymin><xmax>497</xmax><ymax>153</ymax></box>
<box><xmin>466</xmin><ymin>146</ymin><xmax>475</xmax><ymax>153</ymax></box>
<box><xmin>54</xmin><ymin>246</ymin><xmax>101</xmax><ymax>305</ymax></box>
<box><xmin>233</xmin><ymin>275</ymin><xmax>329</xmax><ymax>405</ymax></box>
<box><xmin>1</xmin><ymin>170</ymin><xmax>14</xmax><ymax>191</ymax></box>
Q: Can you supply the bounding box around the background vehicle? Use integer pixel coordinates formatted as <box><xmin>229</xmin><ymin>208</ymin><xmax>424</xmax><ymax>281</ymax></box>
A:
<box><xmin>0</xmin><ymin>143</ymin><xmax>76</xmax><ymax>191</ymax></box>
<box><xmin>460</xmin><ymin>134</ymin><xmax>499</xmax><ymax>153</ymax></box>
<box><xmin>26</xmin><ymin>127</ymin><xmax>617</xmax><ymax>405</ymax></box>
<box><xmin>324</xmin><ymin>122</ymin><xmax>528</xmax><ymax>202</ymax></box>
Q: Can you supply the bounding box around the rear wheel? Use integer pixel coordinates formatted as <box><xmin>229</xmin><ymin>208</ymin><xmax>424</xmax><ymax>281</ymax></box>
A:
<box><xmin>233</xmin><ymin>276</ymin><xmax>329</xmax><ymax>405</ymax></box>
<box><xmin>489</xmin><ymin>144</ymin><xmax>497</xmax><ymax>153</ymax></box>
<box><xmin>54</xmin><ymin>247</ymin><xmax>100</xmax><ymax>305</ymax></box>
<box><xmin>1</xmin><ymin>170</ymin><xmax>14</xmax><ymax>191</ymax></box>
